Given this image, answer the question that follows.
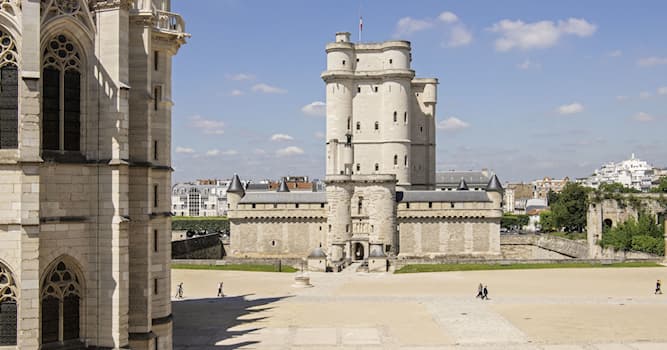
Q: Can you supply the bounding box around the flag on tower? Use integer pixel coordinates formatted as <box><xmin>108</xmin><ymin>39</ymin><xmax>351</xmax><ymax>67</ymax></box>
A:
<box><xmin>359</xmin><ymin>16</ymin><xmax>363</xmax><ymax>41</ymax></box>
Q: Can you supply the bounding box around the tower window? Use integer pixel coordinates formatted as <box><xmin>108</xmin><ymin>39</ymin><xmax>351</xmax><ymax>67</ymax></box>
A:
<box><xmin>420</xmin><ymin>126</ymin><xmax>423</xmax><ymax>133</ymax></box>
<box><xmin>356</xmin><ymin>58</ymin><xmax>359</xmax><ymax>62</ymax></box>
<box><xmin>0</xmin><ymin>30</ymin><xmax>18</xmax><ymax>149</ymax></box>
<box><xmin>393</xmin><ymin>154</ymin><xmax>398</xmax><ymax>165</ymax></box>
<box><xmin>342</xmin><ymin>60</ymin><xmax>346</xmax><ymax>66</ymax></box>
<box><xmin>154</xmin><ymin>85</ymin><xmax>162</xmax><ymax>111</ymax></box>
<box><xmin>374</xmin><ymin>163</ymin><xmax>379</xmax><ymax>172</ymax></box>
<box><xmin>357</xmin><ymin>86</ymin><xmax>361</xmax><ymax>93</ymax></box>
<box><xmin>428</xmin><ymin>202</ymin><xmax>433</xmax><ymax>208</ymax></box>
<box><xmin>42</xmin><ymin>34</ymin><xmax>82</xmax><ymax>152</ymax></box>
<box><xmin>153</xmin><ymin>140</ymin><xmax>158</xmax><ymax>160</ymax></box>
<box><xmin>404</xmin><ymin>112</ymin><xmax>407</xmax><ymax>123</ymax></box>
<box><xmin>356</xmin><ymin>122</ymin><xmax>361</xmax><ymax>131</ymax></box>
<box><xmin>154</xmin><ymin>50</ymin><xmax>159</xmax><ymax>71</ymax></box>
<box><xmin>295</xmin><ymin>203</ymin><xmax>299</xmax><ymax>208</ymax></box>
<box><xmin>404</xmin><ymin>155</ymin><xmax>408</xmax><ymax>166</ymax></box>
<box><xmin>153</xmin><ymin>184</ymin><xmax>159</xmax><ymax>207</ymax></box>
<box><xmin>356</xmin><ymin>163</ymin><xmax>360</xmax><ymax>172</ymax></box>
<box><xmin>374</xmin><ymin>86</ymin><xmax>378</xmax><ymax>92</ymax></box>
<box><xmin>347</xmin><ymin>117</ymin><xmax>351</xmax><ymax>130</ymax></box>
<box><xmin>154</xmin><ymin>278</ymin><xmax>158</xmax><ymax>295</ymax></box>
<box><xmin>393</xmin><ymin>111</ymin><xmax>397</xmax><ymax>122</ymax></box>
<box><xmin>374</xmin><ymin>122</ymin><xmax>379</xmax><ymax>130</ymax></box>
<box><xmin>153</xmin><ymin>230</ymin><xmax>158</xmax><ymax>252</ymax></box>
<box><xmin>389</xmin><ymin>59</ymin><xmax>393</xmax><ymax>64</ymax></box>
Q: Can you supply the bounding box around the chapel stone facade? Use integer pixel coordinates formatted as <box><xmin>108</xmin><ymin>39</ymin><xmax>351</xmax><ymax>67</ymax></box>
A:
<box><xmin>0</xmin><ymin>1</ymin><xmax>187</xmax><ymax>349</ymax></box>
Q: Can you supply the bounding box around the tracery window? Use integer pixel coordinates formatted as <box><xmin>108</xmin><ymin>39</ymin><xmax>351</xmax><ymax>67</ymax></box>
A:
<box><xmin>42</xmin><ymin>34</ymin><xmax>82</xmax><ymax>152</ymax></box>
<box><xmin>0</xmin><ymin>29</ymin><xmax>18</xmax><ymax>149</ymax></box>
<box><xmin>0</xmin><ymin>263</ymin><xmax>17</xmax><ymax>346</ymax></box>
<box><xmin>41</xmin><ymin>260</ymin><xmax>83</xmax><ymax>345</ymax></box>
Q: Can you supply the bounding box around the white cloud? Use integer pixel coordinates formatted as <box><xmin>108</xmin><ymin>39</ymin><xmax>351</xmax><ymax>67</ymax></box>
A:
<box><xmin>175</xmin><ymin>146</ymin><xmax>195</xmax><ymax>154</ymax></box>
<box><xmin>253</xmin><ymin>149</ymin><xmax>266</xmax><ymax>155</ymax></box>
<box><xmin>437</xmin><ymin>117</ymin><xmax>470</xmax><ymax>131</ymax></box>
<box><xmin>446</xmin><ymin>25</ymin><xmax>473</xmax><ymax>47</ymax></box>
<box><xmin>301</xmin><ymin>101</ymin><xmax>326</xmax><ymax>116</ymax></box>
<box><xmin>276</xmin><ymin>146</ymin><xmax>304</xmax><ymax>157</ymax></box>
<box><xmin>489</xmin><ymin>18</ymin><xmax>596</xmax><ymax>52</ymax></box>
<box><xmin>616</xmin><ymin>95</ymin><xmax>629</xmax><ymax>102</ymax></box>
<box><xmin>639</xmin><ymin>91</ymin><xmax>652</xmax><ymax>99</ymax></box>
<box><xmin>251</xmin><ymin>83</ymin><xmax>287</xmax><ymax>94</ymax></box>
<box><xmin>190</xmin><ymin>115</ymin><xmax>225</xmax><ymax>135</ymax></box>
<box><xmin>438</xmin><ymin>11</ymin><xmax>458</xmax><ymax>23</ymax></box>
<box><xmin>394</xmin><ymin>17</ymin><xmax>434</xmax><ymax>37</ymax></box>
<box><xmin>314</xmin><ymin>131</ymin><xmax>325</xmax><ymax>139</ymax></box>
<box><xmin>557</xmin><ymin>102</ymin><xmax>584</xmax><ymax>115</ymax></box>
<box><xmin>608</xmin><ymin>50</ymin><xmax>622</xmax><ymax>57</ymax></box>
<box><xmin>206</xmin><ymin>149</ymin><xmax>238</xmax><ymax>157</ymax></box>
<box><xmin>516</xmin><ymin>59</ymin><xmax>541</xmax><ymax>70</ymax></box>
<box><xmin>637</xmin><ymin>57</ymin><xmax>667</xmax><ymax>67</ymax></box>
<box><xmin>271</xmin><ymin>133</ymin><xmax>294</xmax><ymax>142</ymax></box>
<box><xmin>230</xmin><ymin>89</ymin><xmax>243</xmax><ymax>96</ymax></box>
<box><xmin>657</xmin><ymin>87</ymin><xmax>667</xmax><ymax>95</ymax></box>
<box><xmin>633</xmin><ymin>112</ymin><xmax>655</xmax><ymax>122</ymax></box>
<box><xmin>227</xmin><ymin>73</ymin><xmax>255</xmax><ymax>81</ymax></box>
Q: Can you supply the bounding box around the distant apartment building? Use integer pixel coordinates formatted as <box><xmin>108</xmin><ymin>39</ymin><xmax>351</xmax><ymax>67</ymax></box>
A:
<box><xmin>584</xmin><ymin>154</ymin><xmax>655</xmax><ymax>191</ymax></box>
<box><xmin>172</xmin><ymin>179</ymin><xmax>232</xmax><ymax>217</ymax></box>
<box><xmin>266</xmin><ymin>176</ymin><xmax>326</xmax><ymax>192</ymax></box>
<box><xmin>503</xmin><ymin>183</ymin><xmax>533</xmax><ymax>213</ymax></box>
<box><xmin>532</xmin><ymin>177</ymin><xmax>570</xmax><ymax>201</ymax></box>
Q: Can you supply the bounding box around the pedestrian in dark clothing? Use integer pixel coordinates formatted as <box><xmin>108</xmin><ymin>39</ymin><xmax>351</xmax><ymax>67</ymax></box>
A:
<box><xmin>175</xmin><ymin>282</ymin><xmax>184</xmax><ymax>299</ymax></box>
<box><xmin>482</xmin><ymin>285</ymin><xmax>489</xmax><ymax>300</ymax></box>
<box><xmin>217</xmin><ymin>281</ymin><xmax>224</xmax><ymax>297</ymax></box>
<box><xmin>476</xmin><ymin>283</ymin><xmax>484</xmax><ymax>298</ymax></box>
<box><xmin>656</xmin><ymin>280</ymin><xmax>662</xmax><ymax>295</ymax></box>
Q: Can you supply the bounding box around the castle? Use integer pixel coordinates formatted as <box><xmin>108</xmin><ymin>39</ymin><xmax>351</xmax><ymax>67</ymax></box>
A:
<box><xmin>227</xmin><ymin>33</ymin><xmax>503</xmax><ymax>270</ymax></box>
<box><xmin>0</xmin><ymin>1</ymin><xmax>186</xmax><ymax>349</ymax></box>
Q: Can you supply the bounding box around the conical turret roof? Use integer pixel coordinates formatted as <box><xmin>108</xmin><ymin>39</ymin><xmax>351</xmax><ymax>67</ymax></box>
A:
<box><xmin>277</xmin><ymin>178</ymin><xmax>290</xmax><ymax>192</ymax></box>
<box><xmin>486</xmin><ymin>174</ymin><xmax>503</xmax><ymax>192</ymax></box>
<box><xmin>457</xmin><ymin>178</ymin><xmax>469</xmax><ymax>191</ymax></box>
<box><xmin>227</xmin><ymin>174</ymin><xmax>245</xmax><ymax>195</ymax></box>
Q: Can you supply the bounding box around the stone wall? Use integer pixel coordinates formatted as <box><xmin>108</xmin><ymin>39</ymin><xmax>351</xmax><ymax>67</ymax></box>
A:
<box><xmin>172</xmin><ymin>234</ymin><xmax>224</xmax><ymax>259</ymax></box>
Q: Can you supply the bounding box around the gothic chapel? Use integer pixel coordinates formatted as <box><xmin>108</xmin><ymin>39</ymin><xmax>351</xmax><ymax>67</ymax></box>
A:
<box><xmin>0</xmin><ymin>0</ymin><xmax>187</xmax><ymax>349</ymax></box>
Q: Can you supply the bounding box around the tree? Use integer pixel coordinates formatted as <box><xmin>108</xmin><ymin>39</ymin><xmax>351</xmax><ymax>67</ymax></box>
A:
<box><xmin>598</xmin><ymin>182</ymin><xmax>641</xmax><ymax>194</ymax></box>
<box><xmin>549</xmin><ymin>183</ymin><xmax>591</xmax><ymax>232</ymax></box>
<box><xmin>501</xmin><ymin>213</ymin><xmax>529</xmax><ymax>230</ymax></box>
<box><xmin>547</xmin><ymin>190</ymin><xmax>560</xmax><ymax>206</ymax></box>
<box><xmin>539</xmin><ymin>210</ymin><xmax>556</xmax><ymax>232</ymax></box>
<box><xmin>650</xmin><ymin>176</ymin><xmax>667</xmax><ymax>193</ymax></box>
<box><xmin>599</xmin><ymin>213</ymin><xmax>665</xmax><ymax>255</ymax></box>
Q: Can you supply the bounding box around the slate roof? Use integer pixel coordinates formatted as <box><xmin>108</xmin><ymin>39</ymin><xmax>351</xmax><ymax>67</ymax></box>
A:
<box><xmin>486</xmin><ymin>174</ymin><xmax>503</xmax><ymax>192</ymax></box>
<box><xmin>239</xmin><ymin>192</ymin><xmax>327</xmax><ymax>204</ymax></box>
<box><xmin>277</xmin><ymin>179</ymin><xmax>291</xmax><ymax>192</ymax></box>
<box><xmin>435</xmin><ymin>171</ymin><xmax>491</xmax><ymax>187</ymax></box>
<box><xmin>398</xmin><ymin>191</ymin><xmax>491</xmax><ymax>203</ymax></box>
<box><xmin>227</xmin><ymin>174</ymin><xmax>245</xmax><ymax>195</ymax></box>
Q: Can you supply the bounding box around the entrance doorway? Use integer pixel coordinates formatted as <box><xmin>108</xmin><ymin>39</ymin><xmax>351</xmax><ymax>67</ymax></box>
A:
<box><xmin>353</xmin><ymin>243</ymin><xmax>365</xmax><ymax>261</ymax></box>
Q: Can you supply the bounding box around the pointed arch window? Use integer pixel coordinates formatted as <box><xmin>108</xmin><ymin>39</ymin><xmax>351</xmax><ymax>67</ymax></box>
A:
<box><xmin>393</xmin><ymin>111</ymin><xmax>397</xmax><ymax>123</ymax></box>
<box><xmin>0</xmin><ymin>263</ymin><xmax>18</xmax><ymax>345</ymax></box>
<box><xmin>0</xmin><ymin>29</ymin><xmax>19</xmax><ymax>149</ymax></box>
<box><xmin>41</xmin><ymin>260</ymin><xmax>83</xmax><ymax>345</ymax></box>
<box><xmin>42</xmin><ymin>34</ymin><xmax>82</xmax><ymax>152</ymax></box>
<box><xmin>393</xmin><ymin>154</ymin><xmax>398</xmax><ymax>166</ymax></box>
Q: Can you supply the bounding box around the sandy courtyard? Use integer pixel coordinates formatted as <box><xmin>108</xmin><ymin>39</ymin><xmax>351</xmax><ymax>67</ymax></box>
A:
<box><xmin>171</xmin><ymin>266</ymin><xmax>667</xmax><ymax>349</ymax></box>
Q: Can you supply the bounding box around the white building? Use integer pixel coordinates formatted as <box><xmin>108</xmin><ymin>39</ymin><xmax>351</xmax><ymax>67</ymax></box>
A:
<box><xmin>585</xmin><ymin>154</ymin><xmax>655</xmax><ymax>191</ymax></box>
<box><xmin>323</xmin><ymin>32</ymin><xmax>437</xmax><ymax>189</ymax></box>
<box><xmin>172</xmin><ymin>179</ymin><xmax>231</xmax><ymax>217</ymax></box>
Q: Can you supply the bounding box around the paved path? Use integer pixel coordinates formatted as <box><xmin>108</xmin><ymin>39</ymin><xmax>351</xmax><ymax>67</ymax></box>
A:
<box><xmin>172</xmin><ymin>267</ymin><xmax>667</xmax><ymax>349</ymax></box>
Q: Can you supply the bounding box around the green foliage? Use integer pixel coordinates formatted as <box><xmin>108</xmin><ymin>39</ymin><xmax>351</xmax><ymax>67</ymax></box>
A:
<box><xmin>172</xmin><ymin>217</ymin><xmax>230</xmax><ymax>232</ymax></box>
<box><xmin>599</xmin><ymin>182</ymin><xmax>641</xmax><ymax>194</ymax></box>
<box><xmin>394</xmin><ymin>262</ymin><xmax>662</xmax><ymax>273</ymax></box>
<box><xmin>599</xmin><ymin>214</ymin><xmax>665</xmax><ymax>255</ymax></box>
<box><xmin>548</xmin><ymin>183</ymin><xmax>591</xmax><ymax>232</ymax></box>
<box><xmin>547</xmin><ymin>190</ymin><xmax>560</xmax><ymax>206</ymax></box>
<box><xmin>171</xmin><ymin>263</ymin><xmax>297</xmax><ymax>273</ymax></box>
<box><xmin>539</xmin><ymin>210</ymin><xmax>556</xmax><ymax>232</ymax></box>
<box><xmin>650</xmin><ymin>177</ymin><xmax>667</xmax><ymax>193</ymax></box>
<box><xmin>501</xmin><ymin>213</ymin><xmax>529</xmax><ymax>229</ymax></box>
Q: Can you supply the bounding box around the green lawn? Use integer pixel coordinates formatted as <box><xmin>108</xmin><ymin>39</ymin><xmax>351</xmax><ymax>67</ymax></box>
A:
<box><xmin>172</xmin><ymin>263</ymin><xmax>297</xmax><ymax>273</ymax></box>
<box><xmin>394</xmin><ymin>261</ymin><xmax>663</xmax><ymax>273</ymax></box>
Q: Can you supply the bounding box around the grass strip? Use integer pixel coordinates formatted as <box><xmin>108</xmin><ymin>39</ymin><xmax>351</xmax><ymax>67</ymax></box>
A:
<box><xmin>172</xmin><ymin>263</ymin><xmax>297</xmax><ymax>273</ymax></box>
<box><xmin>394</xmin><ymin>262</ymin><xmax>663</xmax><ymax>273</ymax></box>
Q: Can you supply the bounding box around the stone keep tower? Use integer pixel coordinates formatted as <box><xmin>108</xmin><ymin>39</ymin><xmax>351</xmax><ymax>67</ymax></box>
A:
<box><xmin>322</xmin><ymin>32</ymin><xmax>438</xmax><ymax>189</ymax></box>
<box><xmin>0</xmin><ymin>1</ymin><xmax>187</xmax><ymax>349</ymax></box>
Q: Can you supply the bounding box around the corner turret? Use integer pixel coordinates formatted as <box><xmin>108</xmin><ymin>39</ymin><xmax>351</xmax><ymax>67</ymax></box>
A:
<box><xmin>226</xmin><ymin>174</ymin><xmax>245</xmax><ymax>212</ymax></box>
<box><xmin>485</xmin><ymin>174</ymin><xmax>503</xmax><ymax>208</ymax></box>
<box><xmin>277</xmin><ymin>178</ymin><xmax>290</xmax><ymax>192</ymax></box>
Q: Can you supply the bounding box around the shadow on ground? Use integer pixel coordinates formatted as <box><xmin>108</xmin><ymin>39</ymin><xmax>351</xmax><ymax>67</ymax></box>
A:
<box><xmin>173</xmin><ymin>294</ymin><xmax>291</xmax><ymax>349</ymax></box>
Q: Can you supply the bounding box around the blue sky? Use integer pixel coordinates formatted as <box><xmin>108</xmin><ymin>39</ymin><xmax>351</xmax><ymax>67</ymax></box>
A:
<box><xmin>171</xmin><ymin>0</ymin><xmax>667</xmax><ymax>184</ymax></box>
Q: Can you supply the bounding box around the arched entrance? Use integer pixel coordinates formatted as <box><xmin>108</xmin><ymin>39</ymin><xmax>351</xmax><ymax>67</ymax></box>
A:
<box><xmin>0</xmin><ymin>263</ymin><xmax>17</xmax><ymax>346</ymax></box>
<box><xmin>353</xmin><ymin>243</ymin><xmax>365</xmax><ymax>261</ymax></box>
<box><xmin>603</xmin><ymin>218</ymin><xmax>613</xmax><ymax>231</ymax></box>
<box><xmin>41</xmin><ymin>258</ymin><xmax>83</xmax><ymax>346</ymax></box>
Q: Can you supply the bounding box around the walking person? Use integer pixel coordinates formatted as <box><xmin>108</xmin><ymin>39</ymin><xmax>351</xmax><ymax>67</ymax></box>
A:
<box><xmin>217</xmin><ymin>281</ymin><xmax>224</xmax><ymax>297</ymax></box>
<box><xmin>175</xmin><ymin>282</ymin><xmax>184</xmax><ymax>299</ymax></box>
<box><xmin>482</xmin><ymin>285</ymin><xmax>489</xmax><ymax>300</ymax></box>
<box><xmin>656</xmin><ymin>279</ymin><xmax>662</xmax><ymax>295</ymax></box>
<box><xmin>475</xmin><ymin>283</ymin><xmax>484</xmax><ymax>298</ymax></box>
